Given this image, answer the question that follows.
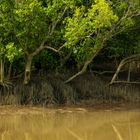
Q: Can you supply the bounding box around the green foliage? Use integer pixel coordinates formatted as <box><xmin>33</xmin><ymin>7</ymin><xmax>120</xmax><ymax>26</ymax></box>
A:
<box><xmin>0</xmin><ymin>0</ymin><xmax>76</xmax><ymax>68</ymax></box>
<box><xmin>5</xmin><ymin>42</ymin><xmax>23</xmax><ymax>62</ymax></box>
<box><xmin>0</xmin><ymin>0</ymin><xmax>17</xmax><ymax>60</ymax></box>
<box><xmin>64</xmin><ymin>0</ymin><xmax>140</xmax><ymax>66</ymax></box>
<box><xmin>64</xmin><ymin>0</ymin><xmax>118</xmax><ymax>64</ymax></box>
<box><xmin>33</xmin><ymin>50</ymin><xmax>59</xmax><ymax>70</ymax></box>
<box><xmin>134</xmin><ymin>41</ymin><xmax>140</xmax><ymax>54</ymax></box>
<box><xmin>0</xmin><ymin>0</ymin><xmax>140</xmax><ymax>81</ymax></box>
<box><xmin>14</xmin><ymin>0</ymin><xmax>49</xmax><ymax>52</ymax></box>
<box><xmin>106</xmin><ymin>34</ymin><xmax>134</xmax><ymax>58</ymax></box>
<box><xmin>106</xmin><ymin>13</ymin><xmax>140</xmax><ymax>59</ymax></box>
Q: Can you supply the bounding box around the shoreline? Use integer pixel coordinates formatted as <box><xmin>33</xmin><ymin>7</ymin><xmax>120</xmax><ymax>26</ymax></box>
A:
<box><xmin>0</xmin><ymin>102</ymin><xmax>139</xmax><ymax>115</ymax></box>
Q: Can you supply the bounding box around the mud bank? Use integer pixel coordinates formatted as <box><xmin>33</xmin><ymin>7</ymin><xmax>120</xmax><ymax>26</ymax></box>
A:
<box><xmin>0</xmin><ymin>73</ymin><xmax>140</xmax><ymax>106</ymax></box>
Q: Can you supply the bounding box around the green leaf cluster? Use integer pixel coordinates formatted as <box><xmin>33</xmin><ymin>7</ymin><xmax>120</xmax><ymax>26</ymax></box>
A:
<box><xmin>64</xmin><ymin>0</ymin><xmax>118</xmax><ymax>64</ymax></box>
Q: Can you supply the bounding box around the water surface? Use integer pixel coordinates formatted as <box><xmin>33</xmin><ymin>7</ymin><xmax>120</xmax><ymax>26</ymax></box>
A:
<box><xmin>0</xmin><ymin>106</ymin><xmax>139</xmax><ymax>140</ymax></box>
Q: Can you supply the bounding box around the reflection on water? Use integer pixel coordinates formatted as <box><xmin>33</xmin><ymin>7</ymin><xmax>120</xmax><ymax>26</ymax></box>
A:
<box><xmin>0</xmin><ymin>107</ymin><xmax>139</xmax><ymax>140</ymax></box>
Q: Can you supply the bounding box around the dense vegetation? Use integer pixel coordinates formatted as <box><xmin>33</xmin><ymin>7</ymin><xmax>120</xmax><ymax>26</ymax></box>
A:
<box><xmin>0</xmin><ymin>0</ymin><xmax>140</xmax><ymax>105</ymax></box>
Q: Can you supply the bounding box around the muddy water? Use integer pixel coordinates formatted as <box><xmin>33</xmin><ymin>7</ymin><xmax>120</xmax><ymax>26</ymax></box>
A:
<box><xmin>0</xmin><ymin>107</ymin><xmax>139</xmax><ymax>140</ymax></box>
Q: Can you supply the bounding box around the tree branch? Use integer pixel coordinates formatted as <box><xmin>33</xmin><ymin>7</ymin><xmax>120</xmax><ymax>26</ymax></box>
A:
<box><xmin>30</xmin><ymin>43</ymin><xmax>65</xmax><ymax>57</ymax></box>
<box><xmin>64</xmin><ymin>47</ymin><xmax>102</xmax><ymax>83</ymax></box>
<box><xmin>110</xmin><ymin>81</ymin><xmax>140</xmax><ymax>85</ymax></box>
<box><xmin>110</xmin><ymin>4</ymin><xmax>140</xmax><ymax>37</ymax></box>
<box><xmin>64</xmin><ymin>28</ymin><xmax>116</xmax><ymax>83</ymax></box>
<box><xmin>50</xmin><ymin>7</ymin><xmax>67</xmax><ymax>36</ymax></box>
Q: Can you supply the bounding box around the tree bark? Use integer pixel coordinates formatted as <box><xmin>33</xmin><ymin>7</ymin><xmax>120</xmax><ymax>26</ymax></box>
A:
<box><xmin>7</xmin><ymin>63</ymin><xmax>12</xmax><ymax>80</ymax></box>
<box><xmin>0</xmin><ymin>59</ymin><xmax>4</xmax><ymax>84</ymax></box>
<box><xmin>24</xmin><ymin>55</ymin><xmax>33</xmax><ymax>85</ymax></box>
<box><xmin>23</xmin><ymin>44</ymin><xmax>64</xmax><ymax>84</ymax></box>
<box><xmin>127</xmin><ymin>63</ymin><xmax>131</xmax><ymax>82</ymax></box>
<box><xmin>110</xmin><ymin>61</ymin><xmax>125</xmax><ymax>84</ymax></box>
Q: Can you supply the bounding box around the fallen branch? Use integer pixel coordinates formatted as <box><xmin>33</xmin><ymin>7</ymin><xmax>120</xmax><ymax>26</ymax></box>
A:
<box><xmin>109</xmin><ymin>80</ymin><xmax>140</xmax><ymax>85</ymax></box>
<box><xmin>92</xmin><ymin>69</ymin><xmax>127</xmax><ymax>75</ymax></box>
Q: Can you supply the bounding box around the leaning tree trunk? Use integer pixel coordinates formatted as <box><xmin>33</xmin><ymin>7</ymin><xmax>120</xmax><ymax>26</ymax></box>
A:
<box><xmin>24</xmin><ymin>55</ymin><xmax>33</xmax><ymax>85</ymax></box>
<box><xmin>110</xmin><ymin>54</ymin><xmax>140</xmax><ymax>84</ymax></box>
<box><xmin>64</xmin><ymin>47</ymin><xmax>102</xmax><ymax>83</ymax></box>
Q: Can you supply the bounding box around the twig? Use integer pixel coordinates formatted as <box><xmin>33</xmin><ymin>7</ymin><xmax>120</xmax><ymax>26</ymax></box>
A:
<box><xmin>50</xmin><ymin>7</ymin><xmax>68</xmax><ymax>36</ymax></box>
<box><xmin>92</xmin><ymin>70</ymin><xmax>115</xmax><ymax>75</ymax></box>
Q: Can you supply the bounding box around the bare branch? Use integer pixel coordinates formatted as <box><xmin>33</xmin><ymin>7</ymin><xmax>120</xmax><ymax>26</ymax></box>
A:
<box><xmin>30</xmin><ymin>42</ymin><xmax>65</xmax><ymax>57</ymax></box>
<box><xmin>30</xmin><ymin>44</ymin><xmax>45</xmax><ymax>57</ymax></box>
<box><xmin>92</xmin><ymin>70</ymin><xmax>115</xmax><ymax>75</ymax></box>
<box><xmin>110</xmin><ymin>81</ymin><xmax>140</xmax><ymax>85</ymax></box>
<box><xmin>110</xmin><ymin>4</ymin><xmax>140</xmax><ymax>37</ymax></box>
<box><xmin>50</xmin><ymin>7</ymin><xmax>67</xmax><ymax>36</ymax></box>
<box><xmin>58</xmin><ymin>44</ymin><xmax>66</xmax><ymax>51</ymax></box>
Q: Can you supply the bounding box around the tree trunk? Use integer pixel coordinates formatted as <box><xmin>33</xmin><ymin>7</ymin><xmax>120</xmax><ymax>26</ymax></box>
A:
<box><xmin>0</xmin><ymin>59</ymin><xmax>4</xmax><ymax>84</ymax></box>
<box><xmin>24</xmin><ymin>55</ymin><xmax>33</xmax><ymax>85</ymax></box>
<box><xmin>23</xmin><ymin>42</ymin><xmax>64</xmax><ymax>85</ymax></box>
<box><xmin>110</xmin><ymin>54</ymin><xmax>140</xmax><ymax>84</ymax></box>
<box><xmin>110</xmin><ymin>61</ymin><xmax>124</xmax><ymax>84</ymax></box>
<box><xmin>7</xmin><ymin>63</ymin><xmax>12</xmax><ymax>80</ymax></box>
<box><xmin>23</xmin><ymin>44</ymin><xmax>61</xmax><ymax>85</ymax></box>
<box><xmin>127</xmin><ymin>63</ymin><xmax>131</xmax><ymax>82</ymax></box>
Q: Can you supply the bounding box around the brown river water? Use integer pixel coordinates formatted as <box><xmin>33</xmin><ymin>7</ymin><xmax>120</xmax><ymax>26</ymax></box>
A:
<box><xmin>0</xmin><ymin>106</ymin><xmax>139</xmax><ymax>140</ymax></box>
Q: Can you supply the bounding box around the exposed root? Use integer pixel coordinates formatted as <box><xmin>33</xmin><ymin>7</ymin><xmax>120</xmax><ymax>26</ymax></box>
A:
<box><xmin>0</xmin><ymin>80</ymin><xmax>13</xmax><ymax>90</ymax></box>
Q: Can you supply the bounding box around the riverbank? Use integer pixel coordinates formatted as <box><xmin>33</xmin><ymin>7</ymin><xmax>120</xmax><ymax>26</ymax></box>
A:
<box><xmin>0</xmin><ymin>72</ymin><xmax>140</xmax><ymax>106</ymax></box>
<box><xmin>0</xmin><ymin>103</ymin><xmax>139</xmax><ymax>115</ymax></box>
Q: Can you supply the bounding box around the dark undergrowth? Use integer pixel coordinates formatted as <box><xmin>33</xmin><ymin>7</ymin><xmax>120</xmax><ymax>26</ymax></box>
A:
<box><xmin>0</xmin><ymin>72</ymin><xmax>140</xmax><ymax>106</ymax></box>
